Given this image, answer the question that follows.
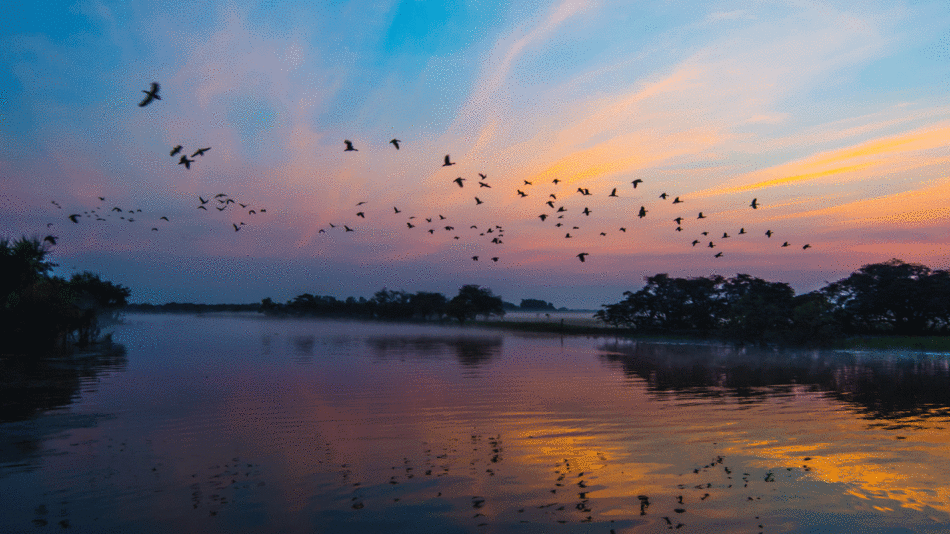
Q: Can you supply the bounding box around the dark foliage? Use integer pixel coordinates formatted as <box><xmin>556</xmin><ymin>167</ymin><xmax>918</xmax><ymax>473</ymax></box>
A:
<box><xmin>596</xmin><ymin>259</ymin><xmax>950</xmax><ymax>345</ymax></box>
<box><xmin>1</xmin><ymin>236</ymin><xmax>130</xmax><ymax>357</ymax></box>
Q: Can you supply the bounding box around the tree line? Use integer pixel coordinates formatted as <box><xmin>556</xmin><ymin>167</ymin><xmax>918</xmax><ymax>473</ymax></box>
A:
<box><xmin>594</xmin><ymin>259</ymin><xmax>950</xmax><ymax>344</ymax></box>
<box><xmin>259</xmin><ymin>285</ymin><xmax>509</xmax><ymax>325</ymax></box>
<box><xmin>2</xmin><ymin>236</ymin><xmax>130</xmax><ymax>356</ymax></box>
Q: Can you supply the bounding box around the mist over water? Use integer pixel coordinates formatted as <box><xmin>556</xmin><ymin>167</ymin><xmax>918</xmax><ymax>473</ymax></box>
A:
<box><xmin>2</xmin><ymin>313</ymin><xmax>949</xmax><ymax>533</ymax></box>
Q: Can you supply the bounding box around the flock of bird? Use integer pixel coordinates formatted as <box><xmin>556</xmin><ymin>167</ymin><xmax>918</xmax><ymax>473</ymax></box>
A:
<box><xmin>45</xmin><ymin>83</ymin><xmax>268</xmax><ymax>241</ymax></box>
<box><xmin>323</xmin><ymin>137</ymin><xmax>812</xmax><ymax>264</ymax></box>
<box><xmin>43</xmin><ymin>81</ymin><xmax>812</xmax><ymax>264</ymax></box>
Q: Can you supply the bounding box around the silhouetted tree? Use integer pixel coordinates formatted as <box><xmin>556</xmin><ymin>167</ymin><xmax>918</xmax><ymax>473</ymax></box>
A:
<box><xmin>719</xmin><ymin>274</ymin><xmax>795</xmax><ymax>343</ymax></box>
<box><xmin>447</xmin><ymin>285</ymin><xmax>504</xmax><ymax>325</ymax></box>
<box><xmin>519</xmin><ymin>299</ymin><xmax>557</xmax><ymax>311</ymax></box>
<box><xmin>825</xmin><ymin>259</ymin><xmax>943</xmax><ymax>335</ymax></box>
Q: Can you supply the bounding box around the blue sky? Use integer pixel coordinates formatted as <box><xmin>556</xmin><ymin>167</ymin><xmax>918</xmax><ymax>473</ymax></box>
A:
<box><xmin>2</xmin><ymin>0</ymin><xmax>949</xmax><ymax>307</ymax></box>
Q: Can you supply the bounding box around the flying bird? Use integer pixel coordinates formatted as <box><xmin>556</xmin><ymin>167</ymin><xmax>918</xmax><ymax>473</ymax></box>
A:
<box><xmin>692</xmin><ymin>240</ymin><xmax>700</xmax><ymax>246</ymax></box>
<box><xmin>233</xmin><ymin>223</ymin><xmax>241</xmax><ymax>232</ymax></box>
<box><xmin>43</xmin><ymin>235</ymin><xmax>57</xmax><ymax>245</ymax></box>
<box><xmin>582</xmin><ymin>207</ymin><xmax>591</xmax><ymax>216</ymax></box>
<box><xmin>344</xmin><ymin>226</ymin><xmax>354</xmax><ymax>232</ymax></box>
<box><xmin>170</xmin><ymin>145</ymin><xmax>182</xmax><ymax>156</ymax></box>
<box><xmin>523</xmin><ymin>180</ymin><xmax>533</xmax><ymax>185</ymax></box>
<box><xmin>765</xmin><ymin>229</ymin><xmax>773</xmax><ymax>238</ymax></box>
<box><xmin>68</xmin><ymin>214</ymin><xmax>80</xmax><ymax>223</ymax></box>
<box><xmin>697</xmin><ymin>212</ymin><xmax>706</xmax><ymax>219</ymax></box>
<box><xmin>475</xmin><ymin>197</ymin><xmax>483</xmax><ymax>205</ymax></box>
<box><xmin>472</xmin><ymin>256</ymin><xmax>478</xmax><ymax>261</ymax></box>
<box><xmin>638</xmin><ymin>206</ymin><xmax>647</xmax><ymax>218</ymax></box>
<box><xmin>672</xmin><ymin>197</ymin><xmax>682</xmax><ymax>204</ymax></box>
<box><xmin>138</xmin><ymin>82</ymin><xmax>160</xmax><ymax>107</ymax></box>
<box><xmin>517</xmin><ymin>190</ymin><xmax>527</xmax><ymax>197</ymax></box>
<box><xmin>160</xmin><ymin>216</ymin><xmax>169</xmax><ymax>221</ymax></box>
<box><xmin>479</xmin><ymin>182</ymin><xmax>491</xmax><ymax>188</ymax></box>
<box><xmin>491</xmin><ymin>257</ymin><xmax>499</xmax><ymax>262</ymax></box>
<box><xmin>738</xmin><ymin>228</ymin><xmax>746</xmax><ymax>234</ymax></box>
<box><xmin>609</xmin><ymin>188</ymin><xmax>618</xmax><ymax>197</ymax></box>
<box><xmin>394</xmin><ymin>206</ymin><xmax>401</xmax><ymax>214</ymax></box>
<box><xmin>802</xmin><ymin>244</ymin><xmax>811</xmax><ymax>250</ymax></box>
<box><xmin>199</xmin><ymin>196</ymin><xmax>209</xmax><ymax>204</ymax></box>
<box><xmin>453</xmin><ymin>177</ymin><xmax>465</xmax><ymax>188</ymax></box>
<box><xmin>192</xmin><ymin>147</ymin><xmax>211</xmax><ymax>157</ymax></box>
<box><xmin>390</xmin><ymin>139</ymin><xmax>401</xmax><ymax>149</ymax></box>
<box><xmin>407</xmin><ymin>222</ymin><xmax>415</xmax><ymax>228</ymax></box>
<box><xmin>750</xmin><ymin>198</ymin><xmax>759</xmax><ymax>209</ymax></box>
<box><xmin>631</xmin><ymin>179</ymin><xmax>643</xmax><ymax>188</ymax></box>
<box><xmin>715</xmin><ymin>252</ymin><xmax>723</xmax><ymax>258</ymax></box>
<box><xmin>443</xmin><ymin>155</ymin><xmax>455</xmax><ymax>166</ymax></box>
<box><xmin>722</xmin><ymin>232</ymin><xmax>730</xmax><ymax>238</ymax></box>
<box><xmin>356</xmin><ymin>212</ymin><xmax>365</xmax><ymax>218</ymax></box>
<box><xmin>782</xmin><ymin>241</ymin><xmax>790</xmax><ymax>247</ymax></box>
<box><xmin>539</xmin><ymin>214</ymin><xmax>548</xmax><ymax>221</ymax></box>
<box><xmin>178</xmin><ymin>155</ymin><xmax>194</xmax><ymax>169</ymax></box>
<box><xmin>198</xmin><ymin>205</ymin><xmax>207</xmax><ymax>210</ymax></box>
<box><xmin>344</xmin><ymin>140</ymin><xmax>357</xmax><ymax>151</ymax></box>
<box><xmin>577</xmin><ymin>252</ymin><xmax>589</xmax><ymax>262</ymax></box>
<box><xmin>552</xmin><ymin>178</ymin><xmax>561</xmax><ymax>184</ymax></box>
<box><xmin>479</xmin><ymin>173</ymin><xmax>487</xmax><ymax>180</ymax></box>
<box><xmin>659</xmin><ymin>193</ymin><xmax>668</xmax><ymax>199</ymax></box>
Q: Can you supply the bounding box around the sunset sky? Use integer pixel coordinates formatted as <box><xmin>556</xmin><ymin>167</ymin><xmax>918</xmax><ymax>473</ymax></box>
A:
<box><xmin>2</xmin><ymin>0</ymin><xmax>948</xmax><ymax>307</ymax></box>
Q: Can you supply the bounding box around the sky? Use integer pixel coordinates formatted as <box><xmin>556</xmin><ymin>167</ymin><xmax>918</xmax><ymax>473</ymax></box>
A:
<box><xmin>1</xmin><ymin>0</ymin><xmax>948</xmax><ymax>308</ymax></box>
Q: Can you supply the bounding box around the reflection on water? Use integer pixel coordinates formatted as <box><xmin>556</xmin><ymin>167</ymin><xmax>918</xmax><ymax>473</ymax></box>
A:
<box><xmin>1</xmin><ymin>313</ymin><xmax>949</xmax><ymax>533</ymax></box>
<box><xmin>367</xmin><ymin>335</ymin><xmax>503</xmax><ymax>366</ymax></box>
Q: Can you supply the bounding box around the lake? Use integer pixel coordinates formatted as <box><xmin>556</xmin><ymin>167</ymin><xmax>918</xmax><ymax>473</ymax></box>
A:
<box><xmin>2</xmin><ymin>313</ymin><xmax>950</xmax><ymax>533</ymax></box>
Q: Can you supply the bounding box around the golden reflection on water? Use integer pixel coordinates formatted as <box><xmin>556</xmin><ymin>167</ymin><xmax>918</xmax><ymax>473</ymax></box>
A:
<box><xmin>4</xmin><ymin>315</ymin><xmax>950</xmax><ymax>533</ymax></box>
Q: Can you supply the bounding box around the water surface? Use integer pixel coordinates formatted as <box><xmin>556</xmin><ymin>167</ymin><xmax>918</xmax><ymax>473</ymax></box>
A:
<box><xmin>2</xmin><ymin>313</ymin><xmax>950</xmax><ymax>533</ymax></box>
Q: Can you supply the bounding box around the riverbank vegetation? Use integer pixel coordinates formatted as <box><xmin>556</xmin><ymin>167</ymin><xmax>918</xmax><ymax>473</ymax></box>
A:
<box><xmin>1</xmin><ymin>236</ymin><xmax>130</xmax><ymax>357</ymax></box>
<box><xmin>595</xmin><ymin>259</ymin><xmax>950</xmax><ymax>346</ymax></box>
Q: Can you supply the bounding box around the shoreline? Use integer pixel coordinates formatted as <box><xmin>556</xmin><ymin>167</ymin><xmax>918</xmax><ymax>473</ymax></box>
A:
<box><xmin>120</xmin><ymin>309</ymin><xmax>950</xmax><ymax>352</ymax></box>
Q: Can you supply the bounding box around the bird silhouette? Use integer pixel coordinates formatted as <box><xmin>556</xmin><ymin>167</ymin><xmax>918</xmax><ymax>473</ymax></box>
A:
<box><xmin>673</xmin><ymin>217</ymin><xmax>683</xmax><ymax>224</ymax></box>
<box><xmin>546</xmin><ymin>201</ymin><xmax>555</xmax><ymax>208</ymax></box>
<box><xmin>479</xmin><ymin>173</ymin><xmax>487</xmax><ymax>180</ymax></box>
<box><xmin>43</xmin><ymin>235</ymin><xmax>57</xmax><ymax>245</ymax></box>
<box><xmin>765</xmin><ymin>230</ymin><xmax>773</xmax><ymax>238</ymax></box>
<box><xmin>233</xmin><ymin>223</ymin><xmax>240</xmax><ymax>232</ymax></box>
<box><xmin>138</xmin><ymin>82</ymin><xmax>160</xmax><ymax>107</ymax></box>
<box><xmin>582</xmin><ymin>207</ymin><xmax>591</xmax><ymax>216</ymax></box>
<box><xmin>638</xmin><ymin>206</ymin><xmax>647</xmax><ymax>218</ymax></box>
<box><xmin>802</xmin><ymin>244</ymin><xmax>811</xmax><ymax>250</ymax></box>
<box><xmin>356</xmin><ymin>212</ymin><xmax>365</xmax><ymax>218</ymax></box>
<box><xmin>539</xmin><ymin>214</ymin><xmax>548</xmax><ymax>221</ymax></box>
<box><xmin>672</xmin><ymin>196</ymin><xmax>682</xmax><ymax>204</ymax></box>
<box><xmin>344</xmin><ymin>226</ymin><xmax>354</xmax><ymax>232</ymax></box>
<box><xmin>443</xmin><ymin>155</ymin><xmax>455</xmax><ymax>166</ymax></box>
<box><xmin>619</xmin><ymin>227</ymin><xmax>627</xmax><ymax>232</ymax></box>
<box><xmin>782</xmin><ymin>241</ymin><xmax>790</xmax><ymax>247</ymax></box>
<box><xmin>577</xmin><ymin>252</ymin><xmax>589</xmax><ymax>262</ymax></box>
<box><xmin>491</xmin><ymin>257</ymin><xmax>499</xmax><ymax>262</ymax></box>
<box><xmin>472</xmin><ymin>256</ymin><xmax>478</xmax><ymax>261</ymax></box>
<box><xmin>750</xmin><ymin>198</ymin><xmax>759</xmax><ymax>209</ymax></box>
<box><xmin>407</xmin><ymin>222</ymin><xmax>415</xmax><ymax>229</ymax></box>
<box><xmin>197</xmin><ymin>205</ymin><xmax>207</xmax><ymax>210</ymax></box>
<box><xmin>199</xmin><ymin>196</ymin><xmax>209</xmax><ymax>205</ymax></box>
<box><xmin>722</xmin><ymin>232</ymin><xmax>730</xmax><ymax>238</ymax></box>
<box><xmin>691</xmin><ymin>240</ymin><xmax>700</xmax><ymax>246</ymax></box>
<box><xmin>565</xmin><ymin>233</ymin><xmax>572</xmax><ymax>238</ymax></box>
<box><xmin>517</xmin><ymin>190</ymin><xmax>527</xmax><ymax>197</ymax></box>
<box><xmin>394</xmin><ymin>207</ymin><xmax>401</xmax><ymax>214</ymax></box>
<box><xmin>390</xmin><ymin>139</ymin><xmax>401</xmax><ymax>149</ymax></box>
<box><xmin>178</xmin><ymin>155</ymin><xmax>194</xmax><ymax>169</ymax></box>
<box><xmin>192</xmin><ymin>147</ymin><xmax>211</xmax><ymax>157</ymax></box>
<box><xmin>552</xmin><ymin>178</ymin><xmax>561</xmax><ymax>184</ymax></box>
<box><xmin>356</xmin><ymin>201</ymin><xmax>366</xmax><ymax>206</ymax></box>
<box><xmin>68</xmin><ymin>214</ymin><xmax>80</xmax><ymax>223</ymax></box>
<box><xmin>475</xmin><ymin>197</ymin><xmax>483</xmax><ymax>205</ymax></box>
<box><xmin>708</xmin><ymin>242</ymin><xmax>715</xmax><ymax>248</ymax></box>
<box><xmin>524</xmin><ymin>180</ymin><xmax>533</xmax><ymax>185</ymax></box>
<box><xmin>697</xmin><ymin>212</ymin><xmax>706</xmax><ymax>219</ymax></box>
<box><xmin>715</xmin><ymin>252</ymin><xmax>723</xmax><ymax>258</ymax></box>
<box><xmin>453</xmin><ymin>177</ymin><xmax>465</xmax><ymax>187</ymax></box>
<box><xmin>344</xmin><ymin>140</ymin><xmax>357</xmax><ymax>151</ymax></box>
<box><xmin>738</xmin><ymin>228</ymin><xmax>746</xmax><ymax>234</ymax></box>
<box><xmin>160</xmin><ymin>216</ymin><xmax>169</xmax><ymax>221</ymax></box>
<box><xmin>609</xmin><ymin>188</ymin><xmax>618</xmax><ymax>197</ymax></box>
<box><xmin>659</xmin><ymin>193</ymin><xmax>668</xmax><ymax>199</ymax></box>
<box><xmin>479</xmin><ymin>182</ymin><xmax>491</xmax><ymax>188</ymax></box>
<box><xmin>170</xmin><ymin>145</ymin><xmax>182</xmax><ymax>156</ymax></box>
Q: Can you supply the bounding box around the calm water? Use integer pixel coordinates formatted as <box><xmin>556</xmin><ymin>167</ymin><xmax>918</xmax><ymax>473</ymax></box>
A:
<box><xmin>3</xmin><ymin>313</ymin><xmax>950</xmax><ymax>533</ymax></box>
